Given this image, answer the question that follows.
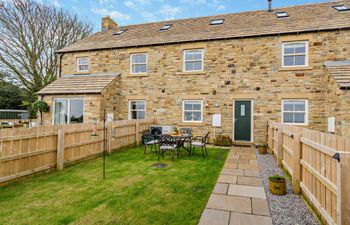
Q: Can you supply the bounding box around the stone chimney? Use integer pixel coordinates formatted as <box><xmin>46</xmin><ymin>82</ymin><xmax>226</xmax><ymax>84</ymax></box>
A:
<box><xmin>101</xmin><ymin>16</ymin><xmax>118</xmax><ymax>31</ymax></box>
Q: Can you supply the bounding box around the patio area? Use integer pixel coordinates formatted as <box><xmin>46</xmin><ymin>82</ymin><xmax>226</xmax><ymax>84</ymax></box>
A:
<box><xmin>0</xmin><ymin>145</ymin><xmax>228</xmax><ymax>225</ymax></box>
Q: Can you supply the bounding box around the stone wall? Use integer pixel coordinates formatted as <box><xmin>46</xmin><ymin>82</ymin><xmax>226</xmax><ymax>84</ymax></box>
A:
<box><xmin>57</xmin><ymin>30</ymin><xmax>350</xmax><ymax>143</ymax></box>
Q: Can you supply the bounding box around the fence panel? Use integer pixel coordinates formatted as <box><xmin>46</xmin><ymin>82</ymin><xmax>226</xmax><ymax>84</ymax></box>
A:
<box><xmin>0</xmin><ymin>118</ymin><xmax>155</xmax><ymax>184</ymax></box>
<box><xmin>267</xmin><ymin>121</ymin><xmax>350</xmax><ymax>225</ymax></box>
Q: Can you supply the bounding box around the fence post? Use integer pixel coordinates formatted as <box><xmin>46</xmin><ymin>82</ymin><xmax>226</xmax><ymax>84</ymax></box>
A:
<box><xmin>135</xmin><ymin>120</ymin><xmax>140</xmax><ymax>145</ymax></box>
<box><xmin>292</xmin><ymin>132</ymin><xmax>302</xmax><ymax>194</ymax></box>
<box><xmin>276</xmin><ymin>124</ymin><xmax>283</xmax><ymax>167</ymax></box>
<box><xmin>268</xmin><ymin>123</ymin><xmax>273</xmax><ymax>154</ymax></box>
<box><xmin>56</xmin><ymin>129</ymin><xmax>64</xmax><ymax>171</ymax></box>
<box><xmin>337</xmin><ymin>152</ymin><xmax>350</xmax><ymax>225</ymax></box>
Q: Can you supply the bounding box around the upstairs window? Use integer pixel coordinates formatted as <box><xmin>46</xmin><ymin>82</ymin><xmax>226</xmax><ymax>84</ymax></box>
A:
<box><xmin>183</xmin><ymin>100</ymin><xmax>203</xmax><ymax>123</ymax></box>
<box><xmin>210</xmin><ymin>19</ymin><xmax>225</xmax><ymax>25</ymax></box>
<box><xmin>275</xmin><ymin>11</ymin><xmax>289</xmax><ymax>18</ymax></box>
<box><xmin>333</xmin><ymin>5</ymin><xmax>350</xmax><ymax>12</ymax></box>
<box><xmin>183</xmin><ymin>49</ymin><xmax>204</xmax><ymax>72</ymax></box>
<box><xmin>130</xmin><ymin>53</ymin><xmax>147</xmax><ymax>74</ymax></box>
<box><xmin>77</xmin><ymin>57</ymin><xmax>89</xmax><ymax>72</ymax></box>
<box><xmin>282</xmin><ymin>100</ymin><xmax>308</xmax><ymax>125</ymax></box>
<box><xmin>160</xmin><ymin>24</ymin><xmax>172</xmax><ymax>31</ymax></box>
<box><xmin>113</xmin><ymin>28</ymin><xmax>127</xmax><ymax>35</ymax></box>
<box><xmin>129</xmin><ymin>100</ymin><xmax>146</xmax><ymax>120</ymax></box>
<box><xmin>282</xmin><ymin>41</ymin><xmax>308</xmax><ymax>67</ymax></box>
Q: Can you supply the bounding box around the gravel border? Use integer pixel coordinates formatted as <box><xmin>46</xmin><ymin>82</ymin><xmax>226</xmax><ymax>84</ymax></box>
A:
<box><xmin>256</xmin><ymin>151</ymin><xmax>320</xmax><ymax>225</ymax></box>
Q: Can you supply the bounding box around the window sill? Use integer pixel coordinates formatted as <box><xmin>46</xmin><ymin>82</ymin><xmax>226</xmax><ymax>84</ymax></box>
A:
<box><xmin>74</xmin><ymin>72</ymin><xmax>90</xmax><ymax>75</ymax></box>
<box><xmin>179</xmin><ymin>122</ymin><xmax>206</xmax><ymax>127</ymax></box>
<box><xmin>176</xmin><ymin>71</ymin><xmax>207</xmax><ymax>76</ymax></box>
<box><xmin>279</xmin><ymin>66</ymin><xmax>313</xmax><ymax>71</ymax></box>
<box><xmin>126</xmin><ymin>74</ymin><xmax>149</xmax><ymax>77</ymax></box>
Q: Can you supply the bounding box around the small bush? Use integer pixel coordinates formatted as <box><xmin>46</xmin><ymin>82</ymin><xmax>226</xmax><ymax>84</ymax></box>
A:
<box><xmin>214</xmin><ymin>135</ymin><xmax>232</xmax><ymax>146</ymax></box>
<box><xmin>259</xmin><ymin>143</ymin><xmax>268</xmax><ymax>148</ymax></box>
<box><xmin>269</xmin><ymin>174</ymin><xmax>286</xmax><ymax>182</ymax></box>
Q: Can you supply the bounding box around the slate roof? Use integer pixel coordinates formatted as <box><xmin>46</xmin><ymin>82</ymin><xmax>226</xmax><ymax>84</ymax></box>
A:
<box><xmin>325</xmin><ymin>61</ymin><xmax>350</xmax><ymax>89</ymax></box>
<box><xmin>37</xmin><ymin>74</ymin><xmax>120</xmax><ymax>95</ymax></box>
<box><xmin>58</xmin><ymin>1</ymin><xmax>350</xmax><ymax>53</ymax></box>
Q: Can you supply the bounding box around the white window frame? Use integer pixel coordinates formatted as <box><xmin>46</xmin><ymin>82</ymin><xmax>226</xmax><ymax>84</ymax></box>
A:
<box><xmin>282</xmin><ymin>41</ymin><xmax>308</xmax><ymax>68</ymax></box>
<box><xmin>281</xmin><ymin>99</ymin><xmax>309</xmax><ymax>125</ymax></box>
<box><xmin>183</xmin><ymin>49</ymin><xmax>204</xmax><ymax>72</ymax></box>
<box><xmin>182</xmin><ymin>100</ymin><xmax>203</xmax><ymax>123</ymax></box>
<box><xmin>52</xmin><ymin>98</ymin><xmax>85</xmax><ymax>125</ymax></box>
<box><xmin>76</xmin><ymin>57</ymin><xmax>89</xmax><ymax>72</ymax></box>
<box><xmin>128</xmin><ymin>100</ymin><xmax>146</xmax><ymax>120</ymax></box>
<box><xmin>130</xmin><ymin>53</ymin><xmax>148</xmax><ymax>74</ymax></box>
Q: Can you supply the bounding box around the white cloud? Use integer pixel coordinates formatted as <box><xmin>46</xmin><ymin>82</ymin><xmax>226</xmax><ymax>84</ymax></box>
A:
<box><xmin>91</xmin><ymin>8</ymin><xmax>131</xmax><ymax>21</ymax></box>
<box><xmin>180</xmin><ymin>0</ymin><xmax>206</xmax><ymax>4</ymax></box>
<box><xmin>216</xmin><ymin>4</ymin><xmax>226</xmax><ymax>10</ymax></box>
<box><xmin>124</xmin><ymin>1</ymin><xmax>135</xmax><ymax>9</ymax></box>
<box><xmin>159</xmin><ymin>5</ymin><xmax>182</xmax><ymax>20</ymax></box>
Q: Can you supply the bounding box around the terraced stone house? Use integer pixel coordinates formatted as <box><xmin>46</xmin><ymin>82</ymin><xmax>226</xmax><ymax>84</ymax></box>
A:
<box><xmin>38</xmin><ymin>1</ymin><xmax>350</xmax><ymax>144</ymax></box>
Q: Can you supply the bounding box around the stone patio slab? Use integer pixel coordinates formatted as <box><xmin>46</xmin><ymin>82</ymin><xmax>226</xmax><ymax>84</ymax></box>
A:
<box><xmin>218</xmin><ymin>174</ymin><xmax>237</xmax><ymax>184</ymax></box>
<box><xmin>243</xmin><ymin>169</ymin><xmax>261</xmax><ymax>177</ymax></box>
<box><xmin>237</xmin><ymin>176</ymin><xmax>263</xmax><ymax>187</ymax></box>
<box><xmin>229</xmin><ymin>212</ymin><xmax>273</xmax><ymax>225</ymax></box>
<box><xmin>198</xmin><ymin>209</ymin><xmax>230</xmax><ymax>225</ymax></box>
<box><xmin>252</xmin><ymin>198</ymin><xmax>271</xmax><ymax>216</ymax></box>
<box><xmin>228</xmin><ymin>184</ymin><xmax>266</xmax><ymax>199</ymax></box>
<box><xmin>224</xmin><ymin>162</ymin><xmax>238</xmax><ymax>169</ymax></box>
<box><xmin>238</xmin><ymin>163</ymin><xmax>259</xmax><ymax>170</ymax></box>
<box><xmin>206</xmin><ymin>194</ymin><xmax>251</xmax><ymax>213</ymax></box>
<box><xmin>221</xmin><ymin>168</ymin><xmax>244</xmax><ymax>176</ymax></box>
<box><xmin>213</xmin><ymin>183</ymin><xmax>229</xmax><ymax>194</ymax></box>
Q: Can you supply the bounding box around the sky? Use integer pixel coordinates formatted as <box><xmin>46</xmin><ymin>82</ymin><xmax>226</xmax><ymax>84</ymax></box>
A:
<box><xmin>48</xmin><ymin>0</ymin><xmax>329</xmax><ymax>31</ymax></box>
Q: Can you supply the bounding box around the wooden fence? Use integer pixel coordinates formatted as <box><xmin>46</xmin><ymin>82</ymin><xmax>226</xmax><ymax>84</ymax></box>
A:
<box><xmin>267</xmin><ymin>121</ymin><xmax>350</xmax><ymax>225</ymax></box>
<box><xmin>0</xmin><ymin>118</ymin><xmax>155</xmax><ymax>184</ymax></box>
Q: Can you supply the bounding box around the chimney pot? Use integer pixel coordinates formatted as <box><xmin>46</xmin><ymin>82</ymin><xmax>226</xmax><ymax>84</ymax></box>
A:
<box><xmin>101</xmin><ymin>16</ymin><xmax>118</xmax><ymax>31</ymax></box>
<box><xmin>268</xmin><ymin>0</ymin><xmax>273</xmax><ymax>12</ymax></box>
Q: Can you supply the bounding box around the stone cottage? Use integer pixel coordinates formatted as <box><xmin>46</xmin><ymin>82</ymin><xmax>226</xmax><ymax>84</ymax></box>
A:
<box><xmin>38</xmin><ymin>1</ymin><xmax>350</xmax><ymax>144</ymax></box>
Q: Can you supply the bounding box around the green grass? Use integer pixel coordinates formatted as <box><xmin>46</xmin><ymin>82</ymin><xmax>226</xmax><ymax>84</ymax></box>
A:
<box><xmin>0</xmin><ymin>146</ymin><xmax>228</xmax><ymax>225</ymax></box>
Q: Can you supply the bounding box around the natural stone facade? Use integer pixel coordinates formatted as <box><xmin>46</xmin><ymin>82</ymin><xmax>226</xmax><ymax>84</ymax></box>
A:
<box><xmin>43</xmin><ymin>30</ymin><xmax>350</xmax><ymax>143</ymax></box>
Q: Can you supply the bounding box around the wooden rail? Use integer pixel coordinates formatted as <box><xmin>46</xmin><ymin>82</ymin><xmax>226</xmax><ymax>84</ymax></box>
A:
<box><xmin>267</xmin><ymin>121</ymin><xmax>350</xmax><ymax>225</ymax></box>
<box><xmin>0</xmin><ymin>118</ymin><xmax>155</xmax><ymax>184</ymax></box>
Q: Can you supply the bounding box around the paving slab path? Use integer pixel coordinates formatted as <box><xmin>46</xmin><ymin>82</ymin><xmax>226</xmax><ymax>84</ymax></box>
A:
<box><xmin>199</xmin><ymin>146</ymin><xmax>273</xmax><ymax>225</ymax></box>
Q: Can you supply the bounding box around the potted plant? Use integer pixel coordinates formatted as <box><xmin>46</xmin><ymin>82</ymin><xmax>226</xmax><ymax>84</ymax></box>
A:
<box><xmin>31</xmin><ymin>100</ymin><xmax>49</xmax><ymax>125</ymax></box>
<box><xmin>214</xmin><ymin>135</ymin><xmax>232</xmax><ymax>146</ymax></box>
<box><xmin>269</xmin><ymin>174</ymin><xmax>286</xmax><ymax>195</ymax></box>
<box><xmin>258</xmin><ymin>143</ymin><xmax>268</xmax><ymax>154</ymax></box>
<box><xmin>172</xmin><ymin>127</ymin><xmax>179</xmax><ymax>135</ymax></box>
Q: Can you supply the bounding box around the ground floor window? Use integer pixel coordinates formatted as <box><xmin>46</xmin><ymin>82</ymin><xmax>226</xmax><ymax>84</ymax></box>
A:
<box><xmin>183</xmin><ymin>100</ymin><xmax>203</xmax><ymax>122</ymax></box>
<box><xmin>129</xmin><ymin>100</ymin><xmax>146</xmax><ymax>119</ymax></box>
<box><xmin>282</xmin><ymin>99</ymin><xmax>308</xmax><ymax>125</ymax></box>
<box><xmin>53</xmin><ymin>98</ymin><xmax>84</xmax><ymax>125</ymax></box>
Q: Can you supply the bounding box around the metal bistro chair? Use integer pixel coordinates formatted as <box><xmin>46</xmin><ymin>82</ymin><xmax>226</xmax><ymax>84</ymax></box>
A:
<box><xmin>158</xmin><ymin>135</ymin><xmax>179</xmax><ymax>162</ymax></box>
<box><xmin>143</xmin><ymin>134</ymin><xmax>159</xmax><ymax>154</ymax></box>
<box><xmin>190</xmin><ymin>132</ymin><xmax>210</xmax><ymax>157</ymax></box>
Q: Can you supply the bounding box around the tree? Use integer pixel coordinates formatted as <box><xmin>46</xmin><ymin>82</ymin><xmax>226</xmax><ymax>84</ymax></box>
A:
<box><xmin>0</xmin><ymin>81</ymin><xmax>28</xmax><ymax>109</ymax></box>
<box><xmin>31</xmin><ymin>100</ymin><xmax>49</xmax><ymax>125</ymax></box>
<box><xmin>0</xmin><ymin>0</ymin><xmax>93</xmax><ymax>96</ymax></box>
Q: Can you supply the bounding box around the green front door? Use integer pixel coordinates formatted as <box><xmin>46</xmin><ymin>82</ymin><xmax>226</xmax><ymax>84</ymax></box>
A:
<box><xmin>234</xmin><ymin>101</ymin><xmax>252</xmax><ymax>141</ymax></box>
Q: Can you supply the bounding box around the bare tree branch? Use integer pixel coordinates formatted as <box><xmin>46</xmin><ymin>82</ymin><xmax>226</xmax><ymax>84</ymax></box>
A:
<box><xmin>0</xmin><ymin>0</ymin><xmax>93</xmax><ymax>95</ymax></box>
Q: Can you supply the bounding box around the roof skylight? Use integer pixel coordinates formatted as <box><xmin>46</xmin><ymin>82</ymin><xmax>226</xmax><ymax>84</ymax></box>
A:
<box><xmin>113</xmin><ymin>28</ymin><xmax>127</xmax><ymax>35</ymax></box>
<box><xmin>275</xmin><ymin>11</ymin><xmax>289</xmax><ymax>18</ymax></box>
<box><xmin>210</xmin><ymin>19</ymin><xmax>225</xmax><ymax>25</ymax></box>
<box><xmin>333</xmin><ymin>5</ymin><xmax>350</xmax><ymax>12</ymax></box>
<box><xmin>160</xmin><ymin>24</ymin><xmax>172</xmax><ymax>31</ymax></box>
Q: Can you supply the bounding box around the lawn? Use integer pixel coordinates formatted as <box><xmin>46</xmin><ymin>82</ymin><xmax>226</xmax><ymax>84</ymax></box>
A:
<box><xmin>0</xmin><ymin>145</ymin><xmax>228</xmax><ymax>225</ymax></box>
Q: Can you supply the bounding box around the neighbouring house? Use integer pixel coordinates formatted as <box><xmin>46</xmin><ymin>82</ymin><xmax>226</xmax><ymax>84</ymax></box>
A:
<box><xmin>38</xmin><ymin>1</ymin><xmax>350</xmax><ymax>144</ymax></box>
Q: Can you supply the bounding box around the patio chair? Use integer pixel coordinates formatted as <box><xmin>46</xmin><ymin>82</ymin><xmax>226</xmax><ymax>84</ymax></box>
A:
<box><xmin>143</xmin><ymin>134</ymin><xmax>159</xmax><ymax>154</ymax></box>
<box><xmin>180</xmin><ymin>127</ymin><xmax>192</xmax><ymax>136</ymax></box>
<box><xmin>190</xmin><ymin>132</ymin><xmax>210</xmax><ymax>157</ymax></box>
<box><xmin>158</xmin><ymin>135</ymin><xmax>179</xmax><ymax>162</ymax></box>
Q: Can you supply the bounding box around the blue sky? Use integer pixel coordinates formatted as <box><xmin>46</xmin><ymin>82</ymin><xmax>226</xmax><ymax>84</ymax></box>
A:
<box><xmin>49</xmin><ymin>0</ymin><xmax>329</xmax><ymax>31</ymax></box>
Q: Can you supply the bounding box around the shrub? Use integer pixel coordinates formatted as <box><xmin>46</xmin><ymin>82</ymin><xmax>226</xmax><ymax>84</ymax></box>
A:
<box><xmin>214</xmin><ymin>135</ymin><xmax>232</xmax><ymax>146</ymax></box>
<box><xmin>269</xmin><ymin>174</ymin><xmax>286</xmax><ymax>182</ymax></box>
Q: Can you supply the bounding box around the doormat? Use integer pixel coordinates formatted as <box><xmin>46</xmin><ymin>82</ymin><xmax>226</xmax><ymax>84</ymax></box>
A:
<box><xmin>151</xmin><ymin>163</ymin><xmax>168</xmax><ymax>168</ymax></box>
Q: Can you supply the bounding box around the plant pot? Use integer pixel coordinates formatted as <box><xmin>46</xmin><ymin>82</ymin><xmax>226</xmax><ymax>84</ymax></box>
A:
<box><xmin>269</xmin><ymin>179</ymin><xmax>286</xmax><ymax>195</ymax></box>
<box><xmin>258</xmin><ymin>146</ymin><xmax>267</xmax><ymax>154</ymax></box>
<box><xmin>171</xmin><ymin>131</ymin><xmax>179</xmax><ymax>136</ymax></box>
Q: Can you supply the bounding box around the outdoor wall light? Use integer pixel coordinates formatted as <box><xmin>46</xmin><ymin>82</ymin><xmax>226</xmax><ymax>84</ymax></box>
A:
<box><xmin>215</xmin><ymin>101</ymin><xmax>220</xmax><ymax>108</ymax></box>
